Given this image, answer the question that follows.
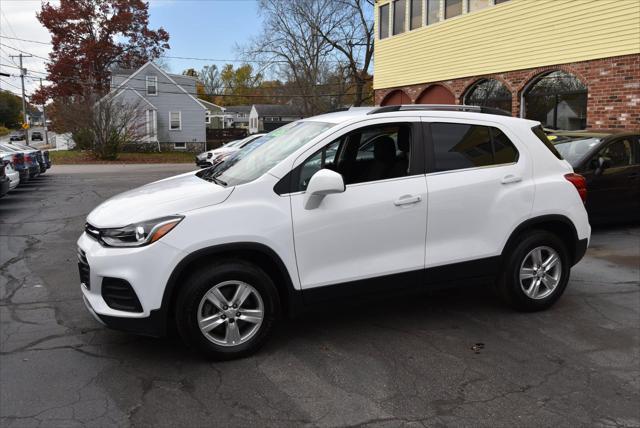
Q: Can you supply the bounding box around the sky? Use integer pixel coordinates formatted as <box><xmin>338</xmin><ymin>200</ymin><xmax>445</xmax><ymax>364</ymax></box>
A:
<box><xmin>0</xmin><ymin>0</ymin><xmax>263</xmax><ymax>99</ymax></box>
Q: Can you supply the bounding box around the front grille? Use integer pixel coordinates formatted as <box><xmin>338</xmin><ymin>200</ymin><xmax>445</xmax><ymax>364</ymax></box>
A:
<box><xmin>101</xmin><ymin>278</ymin><xmax>143</xmax><ymax>313</ymax></box>
<box><xmin>78</xmin><ymin>248</ymin><xmax>90</xmax><ymax>290</ymax></box>
<box><xmin>85</xmin><ymin>223</ymin><xmax>101</xmax><ymax>241</ymax></box>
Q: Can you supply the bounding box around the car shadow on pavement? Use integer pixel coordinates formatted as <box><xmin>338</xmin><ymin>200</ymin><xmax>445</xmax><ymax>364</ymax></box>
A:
<box><xmin>90</xmin><ymin>283</ymin><xmax>505</xmax><ymax>362</ymax></box>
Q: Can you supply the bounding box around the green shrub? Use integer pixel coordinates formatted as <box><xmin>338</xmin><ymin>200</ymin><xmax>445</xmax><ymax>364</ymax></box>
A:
<box><xmin>72</xmin><ymin>128</ymin><xmax>94</xmax><ymax>151</ymax></box>
<box><xmin>0</xmin><ymin>126</ymin><xmax>9</xmax><ymax>137</ymax></box>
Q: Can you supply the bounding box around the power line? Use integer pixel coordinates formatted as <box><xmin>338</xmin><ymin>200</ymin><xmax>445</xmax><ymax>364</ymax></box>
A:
<box><xmin>17</xmin><ymin>64</ymin><xmax>367</xmax><ymax>94</ymax></box>
<box><xmin>0</xmin><ymin>35</ymin><xmax>350</xmax><ymax>65</ymax></box>
<box><xmin>0</xmin><ymin>42</ymin><xmax>366</xmax><ymax>92</ymax></box>
<box><xmin>30</xmin><ymin>78</ymin><xmax>364</xmax><ymax>99</ymax></box>
<box><xmin>0</xmin><ymin>78</ymin><xmax>22</xmax><ymax>91</ymax></box>
<box><xmin>0</xmin><ymin>35</ymin><xmax>51</xmax><ymax>45</ymax></box>
<box><xmin>0</xmin><ymin>42</ymin><xmax>49</xmax><ymax>61</ymax></box>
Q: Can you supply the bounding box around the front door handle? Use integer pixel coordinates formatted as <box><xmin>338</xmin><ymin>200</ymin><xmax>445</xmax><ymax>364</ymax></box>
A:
<box><xmin>501</xmin><ymin>174</ymin><xmax>522</xmax><ymax>184</ymax></box>
<box><xmin>394</xmin><ymin>194</ymin><xmax>422</xmax><ymax>206</ymax></box>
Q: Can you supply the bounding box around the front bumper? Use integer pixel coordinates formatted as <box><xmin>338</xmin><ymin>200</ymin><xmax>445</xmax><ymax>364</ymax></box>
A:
<box><xmin>77</xmin><ymin>232</ymin><xmax>183</xmax><ymax>336</ymax></box>
<box><xmin>82</xmin><ymin>295</ymin><xmax>166</xmax><ymax>337</ymax></box>
<box><xmin>17</xmin><ymin>169</ymin><xmax>29</xmax><ymax>181</ymax></box>
<box><xmin>0</xmin><ymin>179</ymin><xmax>9</xmax><ymax>197</ymax></box>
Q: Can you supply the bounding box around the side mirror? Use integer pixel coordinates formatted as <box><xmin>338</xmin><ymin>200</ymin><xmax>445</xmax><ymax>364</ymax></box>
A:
<box><xmin>304</xmin><ymin>169</ymin><xmax>345</xmax><ymax>210</ymax></box>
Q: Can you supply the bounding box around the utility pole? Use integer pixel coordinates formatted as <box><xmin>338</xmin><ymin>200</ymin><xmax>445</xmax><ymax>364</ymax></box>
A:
<box><xmin>40</xmin><ymin>78</ymin><xmax>49</xmax><ymax>146</ymax></box>
<box><xmin>10</xmin><ymin>53</ymin><xmax>32</xmax><ymax>145</ymax></box>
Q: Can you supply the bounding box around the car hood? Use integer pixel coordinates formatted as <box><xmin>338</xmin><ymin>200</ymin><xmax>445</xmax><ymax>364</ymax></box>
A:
<box><xmin>86</xmin><ymin>171</ymin><xmax>233</xmax><ymax>228</ymax></box>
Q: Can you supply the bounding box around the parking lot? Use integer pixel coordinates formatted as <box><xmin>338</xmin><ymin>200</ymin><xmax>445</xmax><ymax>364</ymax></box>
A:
<box><xmin>1</xmin><ymin>164</ymin><xmax>638</xmax><ymax>427</ymax></box>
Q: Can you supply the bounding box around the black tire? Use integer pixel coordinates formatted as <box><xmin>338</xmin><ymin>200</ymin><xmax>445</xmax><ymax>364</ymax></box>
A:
<box><xmin>175</xmin><ymin>260</ymin><xmax>280</xmax><ymax>360</ymax></box>
<box><xmin>496</xmin><ymin>230</ymin><xmax>571</xmax><ymax>312</ymax></box>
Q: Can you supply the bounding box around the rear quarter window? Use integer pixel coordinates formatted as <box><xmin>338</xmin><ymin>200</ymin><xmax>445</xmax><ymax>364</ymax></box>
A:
<box><xmin>532</xmin><ymin>125</ymin><xmax>563</xmax><ymax>160</ymax></box>
<box><xmin>430</xmin><ymin>123</ymin><xmax>519</xmax><ymax>172</ymax></box>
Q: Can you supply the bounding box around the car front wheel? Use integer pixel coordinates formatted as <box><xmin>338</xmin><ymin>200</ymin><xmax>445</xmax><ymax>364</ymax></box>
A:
<box><xmin>175</xmin><ymin>261</ymin><xmax>279</xmax><ymax>360</ymax></box>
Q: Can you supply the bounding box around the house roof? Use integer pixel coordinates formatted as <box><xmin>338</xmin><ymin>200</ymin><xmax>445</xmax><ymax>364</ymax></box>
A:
<box><xmin>112</xmin><ymin>67</ymin><xmax>192</xmax><ymax>82</ymax></box>
<box><xmin>106</xmin><ymin>61</ymin><xmax>206</xmax><ymax>111</ymax></box>
<box><xmin>198</xmin><ymin>99</ymin><xmax>224</xmax><ymax>111</ymax></box>
<box><xmin>223</xmin><ymin>105</ymin><xmax>252</xmax><ymax>114</ymax></box>
<box><xmin>252</xmin><ymin>104</ymin><xmax>303</xmax><ymax>117</ymax></box>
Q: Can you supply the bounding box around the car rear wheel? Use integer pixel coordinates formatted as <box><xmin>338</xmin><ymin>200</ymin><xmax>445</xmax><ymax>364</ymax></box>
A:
<box><xmin>175</xmin><ymin>261</ymin><xmax>279</xmax><ymax>360</ymax></box>
<box><xmin>496</xmin><ymin>230</ymin><xmax>570</xmax><ymax>311</ymax></box>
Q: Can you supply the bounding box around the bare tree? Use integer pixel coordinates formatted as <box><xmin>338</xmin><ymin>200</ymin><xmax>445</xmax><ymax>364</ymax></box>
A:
<box><xmin>244</xmin><ymin>0</ymin><xmax>335</xmax><ymax>116</ymax></box>
<box><xmin>91</xmin><ymin>94</ymin><xmax>146</xmax><ymax>159</ymax></box>
<box><xmin>200</xmin><ymin>65</ymin><xmax>223</xmax><ymax>101</ymax></box>
<box><xmin>295</xmin><ymin>0</ymin><xmax>374</xmax><ymax>106</ymax></box>
<box><xmin>54</xmin><ymin>93</ymin><xmax>146</xmax><ymax>159</ymax></box>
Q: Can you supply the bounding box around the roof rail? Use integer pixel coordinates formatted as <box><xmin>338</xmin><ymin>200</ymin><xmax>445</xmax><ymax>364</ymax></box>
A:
<box><xmin>367</xmin><ymin>104</ymin><xmax>512</xmax><ymax>117</ymax></box>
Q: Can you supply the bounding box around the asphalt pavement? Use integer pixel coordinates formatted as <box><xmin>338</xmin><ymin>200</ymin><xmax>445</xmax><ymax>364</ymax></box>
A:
<box><xmin>1</xmin><ymin>164</ymin><xmax>639</xmax><ymax>427</ymax></box>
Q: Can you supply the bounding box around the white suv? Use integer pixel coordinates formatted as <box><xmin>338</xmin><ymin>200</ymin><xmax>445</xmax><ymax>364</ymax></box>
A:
<box><xmin>78</xmin><ymin>105</ymin><xmax>590</xmax><ymax>360</ymax></box>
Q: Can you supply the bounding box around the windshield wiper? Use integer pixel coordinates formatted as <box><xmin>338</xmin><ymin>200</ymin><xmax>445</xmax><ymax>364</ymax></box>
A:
<box><xmin>210</xmin><ymin>176</ymin><xmax>227</xmax><ymax>186</ymax></box>
<box><xmin>197</xmin><ymin>167</ymin><xmax>227</xmax><ymax>186</ymax></box>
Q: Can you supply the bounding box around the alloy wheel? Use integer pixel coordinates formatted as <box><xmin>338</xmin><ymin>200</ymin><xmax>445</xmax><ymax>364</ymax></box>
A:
<box><xmin>197</xmin><ymin>280</ymin><xmax>264</xmax><ymax>347</ymax></box>
<box><xmin>519</xmin><ymin>246</ymin><xmax>562</xmax><ymax>300</ymax></box>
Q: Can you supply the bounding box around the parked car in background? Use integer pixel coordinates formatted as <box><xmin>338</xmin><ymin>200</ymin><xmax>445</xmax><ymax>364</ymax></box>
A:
<box><xmin>80</xmin><ymin>106</ymin><xmax>590</xmax><ymax>360</ymax></box>
<box><xmin>0</xmin><ymin>162</ymin><xmax>10</xmax><ymax>198</ymax></box>
<box><xmin>195</xmin><ymin>139</ymin><xmax>241</xmax><ymax>167</ymax></box>
<box><xmin>550</xmin><ymin>131</ymin><xmax>639</xmax><ymax>224</ymax></box>
<box><xmin>31</xmin><ymin>131</ymin><xmax>44</xmax><ymax>141</ymax></box>
<box><xmin>9</xmin><ymin>132</ymin><xmax>24</xmax><ymax>142</ymax></box>
<box><xmin>1</xmin><ymin>154</ymin><xmax>20</xmax><ymax>190</ymax></box>
<box><xmin>4</xmin><ymin>142</ymin><xmax>48</xmax><ymax>173</ymax></box>
<box><xmin>0</xmin><ymin>145</ymin><xmax>30</xmax><ymax>183</ymax></box>
<box><xmin>195</xmin><ymin>134</ymin><xmax>266</xmax><ymax>168</ymax></box>
<box><xmin>0</xmin><ymin>143</ymin><xmax>40</xmax><ymax>179</ymax></box>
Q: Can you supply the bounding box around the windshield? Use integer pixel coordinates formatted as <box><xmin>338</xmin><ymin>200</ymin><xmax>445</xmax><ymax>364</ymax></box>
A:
<box><xmin>198</xmin><ymin>121</ymin><xmax>332</xmax><ymax>187</ymax></box>
<box><xmin>553</xmin><ymin>138</ymin><xmax>601</xmax><ymax>165</ymax></box>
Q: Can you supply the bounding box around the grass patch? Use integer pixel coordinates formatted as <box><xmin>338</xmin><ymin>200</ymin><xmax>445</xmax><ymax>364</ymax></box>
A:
<box><xmin>50</xmin><ymin>150</ymin><xmax>195</xmax><ymax>164</ymax></box>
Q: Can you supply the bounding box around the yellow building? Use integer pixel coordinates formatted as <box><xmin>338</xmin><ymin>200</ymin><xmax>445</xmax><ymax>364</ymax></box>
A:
<box><xmin>374</xmin><ymin>0</ymin><xmax>640</xmax><ymax>131</ymax></box>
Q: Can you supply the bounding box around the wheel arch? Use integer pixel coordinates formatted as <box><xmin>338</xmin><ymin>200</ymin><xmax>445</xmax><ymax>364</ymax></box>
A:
<box><xmin>502</xmin><ymin>215</ymin><xmax>581</xmax><ymax>265</ymax></box>
<box><xmin>162</xmin><ymin>242</ymin><xmax>302</xmax><ymax>324</ymax></box>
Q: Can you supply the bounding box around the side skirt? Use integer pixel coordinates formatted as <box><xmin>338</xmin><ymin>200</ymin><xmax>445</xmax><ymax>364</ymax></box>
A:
<box><xmin>299</xmin><ymin>256</ymin><xmax>501</xmax><ymax>306</ymax></box>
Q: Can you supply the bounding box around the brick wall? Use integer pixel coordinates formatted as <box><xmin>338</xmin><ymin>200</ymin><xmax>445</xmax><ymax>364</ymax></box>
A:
<box><xmin>374</xmin><ymin>54</ymin><xmax>640</xmax><ymax>131</ymax></box>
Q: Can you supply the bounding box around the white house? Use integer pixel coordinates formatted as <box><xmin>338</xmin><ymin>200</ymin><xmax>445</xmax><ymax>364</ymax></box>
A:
<box><xmin>248</xmin><ymin>104</ymin><xmax>304</xmax><ymax>134</ymax></box>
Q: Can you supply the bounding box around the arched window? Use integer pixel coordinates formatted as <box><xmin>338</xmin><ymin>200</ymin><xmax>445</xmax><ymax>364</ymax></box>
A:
<box><xmin>523</xmin><ymin>71</ymin><xmax>587</xmax><ymax>130</ymax></box>
<box><xmin>416</xmin><ymin>85</ymin><xmax>455</xmax><ymax>104</ymax></box>
<box><xmin>380</xmin><ymin>89</ymin><xmax>411</xmax><ymax>106</ymax></box>
<box><xmin>464</xmin><ymin>79</ymin><xmax>512</xmax><ymax>113</ymax></box>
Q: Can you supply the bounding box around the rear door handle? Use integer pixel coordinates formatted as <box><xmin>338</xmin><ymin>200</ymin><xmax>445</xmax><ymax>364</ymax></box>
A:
<box><xmin>394</xmin><ymin>194</ymin><xmax>422</xmax><ymax>206</ymax></box>
<box><xmin>501</xmin><ymin>174</ymin><xmax>522</xmax><ymax>184</ymax></box>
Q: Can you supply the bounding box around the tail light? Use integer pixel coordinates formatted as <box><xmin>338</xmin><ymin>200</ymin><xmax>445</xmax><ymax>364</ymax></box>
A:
<box><xmin>565</xmin><ymin>173</ymin><xmax>587</xmax><ymax>203</ymax></box>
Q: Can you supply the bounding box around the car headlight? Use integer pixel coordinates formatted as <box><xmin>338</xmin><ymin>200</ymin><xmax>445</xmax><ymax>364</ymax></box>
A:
<box><xmin>98</xmin><ymin>216</ymin><xmax>184</xmax><ymax>247</ymax></box>
<box><xmin>207</xmin><ymin>153</ymin><xmax>213</xmax><ymax>159</ymax></box>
